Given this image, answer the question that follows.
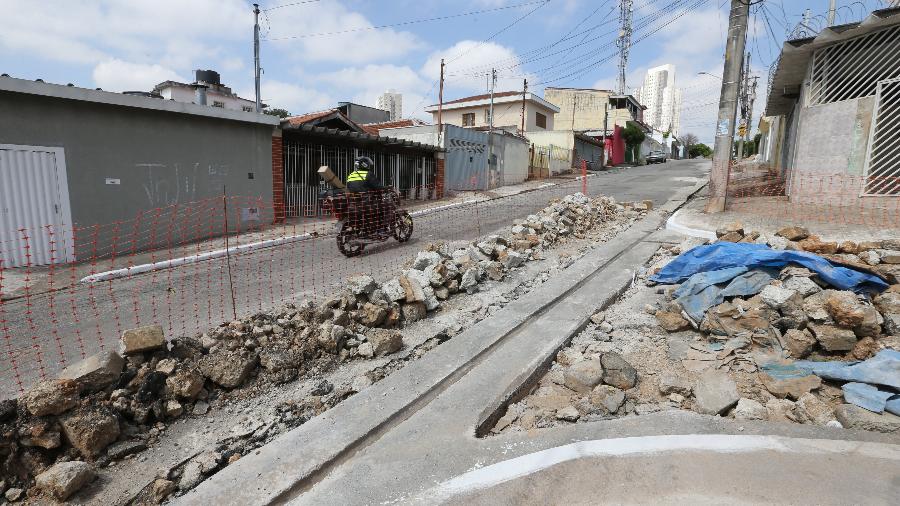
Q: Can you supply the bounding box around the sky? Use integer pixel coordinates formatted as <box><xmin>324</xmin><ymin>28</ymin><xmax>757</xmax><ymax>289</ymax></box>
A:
<box><xmin>0</xmin><ymin>0</ymin><xmax>893</xmax><ymax>143</ymax></box>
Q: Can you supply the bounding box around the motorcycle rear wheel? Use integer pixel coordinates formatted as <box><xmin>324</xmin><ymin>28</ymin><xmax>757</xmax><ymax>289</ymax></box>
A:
<box><xmin>337</xmin><ymin>222</ymin><xmax>365</xmax><ymax>257</ymax></box>
<box><xmin>392</xmin><ymin>211</ymin><xmax>413</xmax><ymax>242</ymax></box>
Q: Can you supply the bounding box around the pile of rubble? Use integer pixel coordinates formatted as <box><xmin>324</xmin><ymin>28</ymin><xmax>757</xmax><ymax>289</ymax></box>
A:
<box><xmin>491</xmin><ymin>225</ymin><xmax>900</xmax><ymax>436</ymax></box>
<box><xmin>0</xmin><ymin>192</ymin><xmax>633</xmax><ymax>503</ymax></box>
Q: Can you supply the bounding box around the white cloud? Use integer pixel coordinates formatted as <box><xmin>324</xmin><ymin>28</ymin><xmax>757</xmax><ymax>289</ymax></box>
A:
<box><xmin>252</xmin><ymin>79</ymin><xmax>334</xmax><ymax>115</ymax></box>
<box><xmin>92</xmin><ymin>59</ymin><xmax>187</xmax><ymax>92</ymax></box>
<box><xmin>264</xmin><ymin>2</ymin><xmax>421</xmax><ymax>64</ymax></box>
<box><xmin>423</xmin><ymin>40</ymin><xmax>530</xmax><ymax>97</ymax></box>
<box><xmin>221</xmin><ymin>57</ymin><xmax>245</xmax><ymax>73</ymax></box>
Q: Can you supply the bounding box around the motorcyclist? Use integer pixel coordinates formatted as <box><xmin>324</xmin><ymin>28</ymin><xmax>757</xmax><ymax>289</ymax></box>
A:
<box><xmin>345</xmin><ymin>156</ymin><xmax>386</xmax><ymax>235</ymax></box>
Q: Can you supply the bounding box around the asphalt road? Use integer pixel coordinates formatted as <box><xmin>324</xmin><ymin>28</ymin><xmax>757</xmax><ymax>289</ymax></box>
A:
<box><xmin>0</xmin><ymin>159</ymin><xmax>708</xmax><ymax>398</ymax></box>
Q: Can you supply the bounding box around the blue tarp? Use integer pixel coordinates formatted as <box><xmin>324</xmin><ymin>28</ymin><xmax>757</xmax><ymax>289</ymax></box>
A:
<box><xmin>842</xmin><ymin>382</ymin><xmax>895</xmax><ymax>413</ymax></box>
<box><xmin>795</xmin><ymin>349</ymin><xmax>900</xmax><ymax>389</ymax></box>
<box><xmin>674</xmin><ymin>267</ymin><xmax>779</xmax><ymax>322</ymax></box>
<box><xmin>650</xmin><ymin>243</ymin><xmax>889</xmax><ymax>294</ymax></box>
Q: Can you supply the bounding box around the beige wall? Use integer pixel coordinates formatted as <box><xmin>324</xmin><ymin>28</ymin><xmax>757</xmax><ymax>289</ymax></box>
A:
<box><xmin>544</xmin><ymin>89</ymin><xmax>611</xmax><ymax>131</ymax></box>
<box><xmin>430</xmin><ymin>102</ymin><xmax>555</xmax><ymax>131</ymax></box>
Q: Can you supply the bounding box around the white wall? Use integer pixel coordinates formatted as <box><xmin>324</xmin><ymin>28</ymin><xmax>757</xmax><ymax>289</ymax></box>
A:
<box><xmin>430</xmin><ymin>102</ymin><xmax>554</xmax><ymax>131</ymax></box>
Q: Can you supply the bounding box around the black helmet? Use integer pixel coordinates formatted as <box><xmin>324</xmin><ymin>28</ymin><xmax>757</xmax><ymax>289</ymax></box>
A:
<box><xmin>354</xmin><ymin>156</ymin><xmax>374</xmax><ymax>171</ymax></box>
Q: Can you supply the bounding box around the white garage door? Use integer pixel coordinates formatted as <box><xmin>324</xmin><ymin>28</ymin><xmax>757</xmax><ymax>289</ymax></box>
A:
<box><xmin>0</xmin><ymin>144</ymin><xmax>75</xmax><ymax>268</ymax></box>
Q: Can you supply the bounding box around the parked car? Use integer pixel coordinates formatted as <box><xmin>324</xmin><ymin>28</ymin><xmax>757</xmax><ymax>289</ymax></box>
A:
<box><xmin>646</xmin><ymin>151</ymin><xmax>667</xmax><ymax>164</ymax></box>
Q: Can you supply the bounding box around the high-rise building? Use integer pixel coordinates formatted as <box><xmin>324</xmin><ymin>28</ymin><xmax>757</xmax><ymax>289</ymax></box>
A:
<box><xmin>376</xmin><ymin>90</ymin><xmax>402</xmax><ymax>121</ymax></box>
<box><xmin>635</xmin><ymin>64</ymin><xmax>681</xmax><ymax>136</ymax></box>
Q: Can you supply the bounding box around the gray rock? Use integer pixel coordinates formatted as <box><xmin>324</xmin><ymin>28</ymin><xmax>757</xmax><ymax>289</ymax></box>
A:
<box><xmin>765</xmin><ymin>398</ymin><xmax>799</xmax><ymax>423</ymax></box>
<box><xmin>834</xmin><ymin>404</ymin><xmax>900</xmax><ymax>434</ymax></box>
<box><xmin>369</xmin><ymin>330</ymin><xmax>403</xmax><ymax>356</ymax></box>
<box><xmin>555</xmin><ymin>405</ymin><xmax>580</xmax><ymax>421</ymax></box>
<box><xmin>658</xmin><ymin>371</ymin><xmax>692</xmax><ymax>396</ymax></box>
<box><xmin>733</xmin><ymin>398</ymin><xmax>766</xmax><ymax>420</ymax></box>
<box><xmin>259</xmin><ymin>347</ymin><xmax>301</xmax><ymax>373</ymax></box>
<box><xmin>35</xmin><ymin>461</ymin><xmax>96</xmax><ymax>500</ymax></box>
<box><xmin>760</xmin><ymin>285</ymin><xmax>797</xmax><ymax>309</ymax></box>
<box><xmin>193</xmin><ymin>400</ymin><xmax>210</xmax><ymax>415</ymax></box>
<box><xmin>21</xmin><ymin>379</ymin><xmax>79</xmax><ymax>416</ymax></box>
<box><xmin>563</xmin><ymin>360</ymin><xmax>604</xmax><ymax>393</ymax></box>
<box><xmin>401</xmin><ymin>302</ymin><xmax>427</xmax><ymax>322</ymax></box>
<box><xmin>809</xmin><ymin>323</ymin><xmax>858</xmax><ymax>351</ymax></box>
<box><xmin>693</xmin><ymin>370</ymin><xmax>740</xmax><ymax>415</ymax></box>
<box><xmin>179</xmin><ymin>452</ymin><xmax>220</xmax><ymax>490</ymax></box>
<box><xmin>57</xmin><ymin>351</ymin><xmax>125</xmax><ymax>391</ymax></box>
<box><xmin>155</xmin><ymin>358</ymin><xmax>178</xmax><ymax>375</ymax></box>
<box><xmin>121</xmin><ymin>324</ymin><xmax>166</xmax><ymax>354</ymax></box>
<box><xmin>347</xmin><ymin>274</ymin><xmax>377</xmax><ymax>295</ymax></box>
<box><xmin>782</xmin><ymin>276</ymin><xmax>821</xmax><ymax>298</ymax></box>
<box><xmin>165</xmin><ymin>368</ymin><xmax>205</xmax><ymax>400</ymax></box>
<box><xmin>357</xmin><ymin>342</ymin><xmax>374</xmax><ymax>358</ymax></box>
<box><xmin>5</xmin><ymin>488</ymin><xmax>24</xmax><ymax>502</ymax></box>
<box><xmin>795</xmin><ymin>393</ymin><xmax>835</xmax><ymax>425</ymax></box>
<box><xmin>199</xmin><ymin>350</ymin><xmax>258</xmax><ymax>388</ymax></box>
<box><xmin>783</xmin><ymin>328</ymin><xmax>816</xmax><ymax>359</ymax></box>
<box><xmin>381</xmin><ymin>278</ymin><xmax>406</xmax><ymax>302</ymax></box>
<box><xmin>412</xmin><ymin>251</ymin><xmax>443</xmax><ymax>270</ymax></box>
<box><xmin>589</xmin><ymin>384</ymin><xmax>625</xmax><ymax>414</ymax></box>
<box><xmin>502</xmin><ymin>251</ymin><xmax>526</xmax><ymax>269</ymax></box>
<box><xmin>600</xmin><ymin>352</ymin><xmax>637</xmax><ymax>390</ymax></box>
<box><xmin>61</xmin><ymin>407</ymin><xmax>120</xmax><ymax>458</ymax></box>
<box><xmin>460</xmin><ymin>268</ymin><xmax>479</xmax><ymax>291</ymax></box>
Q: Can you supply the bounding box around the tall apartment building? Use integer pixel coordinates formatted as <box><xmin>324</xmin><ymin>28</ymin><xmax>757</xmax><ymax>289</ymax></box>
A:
<box><xmin>376</xmin><ymin>90</ymin><xmax>402</xmax><ymax>121</ymax></box>
<box><xmin>635</xmin><ymin>64</ymin><xmax>682</xmax><ymax>136</ymax></box>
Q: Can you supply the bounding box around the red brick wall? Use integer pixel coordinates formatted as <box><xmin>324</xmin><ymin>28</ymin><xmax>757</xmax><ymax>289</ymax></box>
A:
<box><xmin>272</xmin><ymin>135</ymin><xmax>285</xmax><ymax>223</ymax></box>
<box><xmin>435</xmin><ymin>155</ymin><xmax>445</xmax><ymax>199</ymax></box>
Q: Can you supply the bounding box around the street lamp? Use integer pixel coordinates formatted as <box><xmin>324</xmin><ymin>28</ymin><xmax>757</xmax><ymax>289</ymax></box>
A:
<box><xmin>697</xmin><ymin>72</ymin><xmax>722</xmax><ymax>80</ymax></box>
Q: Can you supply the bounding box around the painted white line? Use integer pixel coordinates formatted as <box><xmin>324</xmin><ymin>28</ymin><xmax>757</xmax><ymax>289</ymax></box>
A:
<box><xmin>427</xmin><ymin>434</ymin><xmax>897</xmax><ymax>500</ymax></box>
<box><xmin>665</xmin><ymin>209</ymin><xmax>717</xmax><ymax>240</ymax></box>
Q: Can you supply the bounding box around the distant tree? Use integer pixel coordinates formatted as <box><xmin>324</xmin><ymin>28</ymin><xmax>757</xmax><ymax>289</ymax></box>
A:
<box><xmin>264</xmin><ymin>108</ymin><xmax>291</xmax><ymax>119</ymax></box>
<box><xmin>689</xmin><ymin>143</ymin><xmax>713</xmax><ymax>158</ymax></box>
<box><xmin>681</xmin><ymin>132</ymin><xmax>699</xmax><ymax>153</ymax></box>
<box><xmin>623</xmin><ymin>122</ymin><xmax>646</xmax><ymax>163</ymax></box>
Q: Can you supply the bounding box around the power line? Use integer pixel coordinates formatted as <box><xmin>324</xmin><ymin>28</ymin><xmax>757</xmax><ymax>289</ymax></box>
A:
<box><xmin>264</xmin><ymin>0</ymin><xmax>549</xmax><ymax>40</ymax></box>
<box><xmin>445</xmin><ymin>1</ymin><xmax>551</xmax><ymax>64</ymax></box>
<box><xmin>262</xmin><ymin>0</ymin><xmax>321</xmax><ymax>11</ymax></box>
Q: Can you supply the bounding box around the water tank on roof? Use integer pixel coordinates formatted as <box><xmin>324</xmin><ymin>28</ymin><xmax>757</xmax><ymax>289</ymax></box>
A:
<box><xmin>195</xmin><ymin>69</ymin><xmax>221</xmax><ymax>85</ymax></box>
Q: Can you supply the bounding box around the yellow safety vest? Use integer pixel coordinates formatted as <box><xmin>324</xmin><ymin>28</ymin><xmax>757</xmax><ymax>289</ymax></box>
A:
<box><xmin>346</xmin><ymin>170</ymin><xmax>368</xmax><ymax>183</ymax></box>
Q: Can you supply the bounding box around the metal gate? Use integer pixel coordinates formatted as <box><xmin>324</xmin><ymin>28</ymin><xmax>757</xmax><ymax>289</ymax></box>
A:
<box><xmin>0</xmin><ymin>144</ymin><xmax>75</xmax><ymax>267</ymax></box>
<box><xmin>862</xmin><ymin>78</ymin><xmax>900</xmax><ymax>196</ymax></box>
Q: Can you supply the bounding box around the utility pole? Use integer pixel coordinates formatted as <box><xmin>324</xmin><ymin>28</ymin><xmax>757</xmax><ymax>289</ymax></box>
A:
<box><xmin>706</xmin><ymin>0</ymin><xmax>750</xmax><ymax>214</ymax></box>
<box><xmin>487</xmin><ymin>68</ymin><xmax>497</xmax><ymax>190</ymax></box>
<box><xmin>253</xmin><ymin>3</ymin><xmax>261</xmax><ymax>113</ymax></box>
<box><xmin>616</xmin><ymin>0</ymin><xmax>633</xmax><ymax>94</ymax></box>
<box><xmin>827</xmin><ymin>0</ymin><xmax>837</xmax><ymax>25</ymax></box>
<box><xmin>571</xmin><ymin>94</ymin><xmax>577</xmax><ymax>130</ymax></box>
<box><xmin>736</xmin><ymin>51</ymin><xmax>751</xmax><ymax>161</ymax></box>
<box><xmin>602</xmin><ymin>102</ymin><xmax>610</xmax><ymax>168</ymax></box>
<box><xmin>520</xmin><ymin>78</ymin><xmax>527</xmax><ymax>133</ymax></box>
<box><xmin>437</xmin><ymin>59</ymin><xmax>445</xmax><ymax>145</ymax></box>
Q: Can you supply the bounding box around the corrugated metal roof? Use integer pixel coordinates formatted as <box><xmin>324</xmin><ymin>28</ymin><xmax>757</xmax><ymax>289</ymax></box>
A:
<box><xmin>281</xmin><ymin>123</ymin><xmax>443</xmax><ymax>152</ymax></box>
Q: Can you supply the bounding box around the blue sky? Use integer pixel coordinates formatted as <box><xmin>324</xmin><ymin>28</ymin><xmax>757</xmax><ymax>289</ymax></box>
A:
<box><xmin>0</xmin><ymin>0</ymin><xmax>892</xmax><ymax>142</ymax></box>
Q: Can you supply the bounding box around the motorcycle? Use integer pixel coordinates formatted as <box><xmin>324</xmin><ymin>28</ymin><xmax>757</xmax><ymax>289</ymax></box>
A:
<box><xmin>319</xmin><ymin>188</ymin><xmax>414</xmax><ymax>257</ymax></box>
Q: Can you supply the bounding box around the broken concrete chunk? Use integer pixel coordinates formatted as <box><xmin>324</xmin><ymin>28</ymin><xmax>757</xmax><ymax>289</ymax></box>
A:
<box><xmin>766</xmin><ymin>398</ymin><xmax>799</xmax><ymax>423</ymax></box>
<box><xmin>381</xmin><ymin>278</ymin><xmax>406</xmax><ymax>302</ymax></box>
<box><xmin>165</xmin><ymin>368</ymin><xmax>205</xmax><ymax>400</ymax></box>
<box><xmin>563</xmin><ymin>360</ymin><xmax>604</xmax><ymax>393</ymax></box>
<box><xmin>716</xmin><ymin>222</ymin><xmax>744</xmax><ymax>238</ymax></box>
<box><xmin>775</xmin><ymin>226</ymin><xmax>809</xmax><ymax>241</ymax></box>
<box><xmin>693</xmin><ymin>369</ymin><xmax>740</xmax><ymax>415</ymax></box>
<box><xmin>347</xmin><ymin>274</ymin><xmax>377</xmax><ymax>295</ymax></box>
<box><xmin>795</xmin><ymin>393</ymin><xmax>835</xmax><ymax>425</ymax></box>
<box><xmin>555</xmin><ymin>405</ymin><xmax>580</xmax><ymax>421</ymax></box>
<box><xmin>824</xmin><ymin>291</ymin><xmax>866</xmax><ymax>328</ymax></box>
<box><xmin>369</xmin><ymin>329</ymin><xmax>403</xmax><ymax>356</ymax></box>
<box><xmin>35</xmin><ymin>461</ymin><xmax>96</xmax><ymax>500</ymax></box>
<box><xmin>589</xmin><ymin>384</ymin><xmax>625</xmax><ymax>414</ymax></box>
<box><xmin>658</xmin><ymin>371</ymin><xmax>692</xmax><ymax>396</ymax></box>
<box><xmin>61</xmin><ymin>407</ymin><xmax>120</xmax><ymax>458</ymax></box>
<box><xmin>399</xmin><ymin>275</ymin><xmax>426</xmax><ymax>303</ymax></box>
<box><xmin>199</xmin><ymin>350</ymin><xmax>258</xmax><ymax>389</ymax></box>
<box><xmin>760</xmin><ymin>285</ymin><xmax>797</xmax><ymax>309</ymax></box>
<box><xmin>21</xmin><ymin>379</ymin><xmax>79</xmax><ymax>416</ymax></box>
<box><xmin>401</xmin><ymin>302</ymin><xmax>427</xmax><ymax>322</ymax></box>
<box><xmin>655</xmin><ymin>311</ymin><xmax>691</xmax><ymax>332</ymax></box>
<box><xmin>783</xmin><ymin>328</ymin><xmax>816</xmax><ymax>359</ymax></box>
<box><xmin>121</xmin><ymin>324</ymin><xmax>166</xmax><ymax>355</ymax></box>
<box><xmin>809</xmin><ymin>323</ymin><xmax>858</xmax><ymax>351</ymax></box>
<box><xmin>600</xmin><ymin>352</ymin><xmax>637</xmax><ymax>390</ymax></box>
<box><xmin>759</xmin><ymin>364</ymin><xmax>822</xmax><ymax>400</ymax></box>
<box><xmin>58</xmin><ymin>351</ymin><xmax>125</xmax><ymax>391</ymax></box>
<box><xmin>834</xmin><ymin>404</ymin><xmax>900</xmax><ymax>434</ymax></box>
<box><xmin>782</xmin><ymin>275</ymin><xmax>821</xmax><ymax>298</ymax></box>
<box><xmin>733</xmin><ymin>398</ymin><xmax>766</xmax><ymax>420</ymax></box>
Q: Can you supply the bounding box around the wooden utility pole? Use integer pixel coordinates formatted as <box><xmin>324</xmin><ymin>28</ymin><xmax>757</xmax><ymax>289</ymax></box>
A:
<box><xmin>706</xmin><ymin>0</ymin><xmax>750</xmax><ymax>213</ymax></box>
<box><xmin>437</xmin><ymin>59</ymin><xmax>445</xmax><ymax>145</ymax></box>
<box><xmin>520</xmin><ymin>79</ymin><xmax>527</xmax><ymax>133</ymax></box>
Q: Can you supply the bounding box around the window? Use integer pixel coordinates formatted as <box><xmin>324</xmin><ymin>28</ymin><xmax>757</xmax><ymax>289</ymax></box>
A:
<box><xmin>212</xmin><ymin>100</ymin><xmax>225</xmax><ymax>108</ymax></box>
<box><xmin>462</xmin><ymin>112</ymin><xmax>475</xmax><ymax>127</ymax></box>
<box><xmin>242</xmin><ymin>106</ymin><xmax>253</xmax><ymax>112</ymax></box>
<box><xmin>535</xmin><ymin>112</ymin><xmax>547</xmax><ymax>129</ymax></box>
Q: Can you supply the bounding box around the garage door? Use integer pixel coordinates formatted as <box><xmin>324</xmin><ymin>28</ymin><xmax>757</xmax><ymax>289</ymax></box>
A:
<box><xmin>0</xmin><ymin>145</ymin><xmax>75</xmax><ymax>267</ymax></box>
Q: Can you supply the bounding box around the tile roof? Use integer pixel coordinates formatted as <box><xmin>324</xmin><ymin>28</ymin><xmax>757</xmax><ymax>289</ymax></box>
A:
<box><xmin>434</xmin><ymin>91</ymin><xmax>523</xmax><ymax>107</ymax></box>
<box><xmin>284</xmin><ymin>109</ymin><xmax>340</xmax><ymax>126</ymax></box>
<box><xmin>359</xmin><ymin>118</ymin><xmax>428</xmax><ymax>135</ymax></box>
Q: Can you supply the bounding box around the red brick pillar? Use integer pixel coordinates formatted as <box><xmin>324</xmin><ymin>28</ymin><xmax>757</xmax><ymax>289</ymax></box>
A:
<box><xmin>435</xmin><ymin>152</ymin><xmax>445</xmax><ymax>199</ymax></box>
<box><xmin>272</xmin><ymin>132</ymin><xmax>285</xmax><ymax>224</ymax></box>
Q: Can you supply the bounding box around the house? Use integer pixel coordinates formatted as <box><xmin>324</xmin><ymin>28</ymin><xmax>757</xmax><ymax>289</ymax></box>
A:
<box><xmin>359</xmin><ymin>118</ymin><xmax>427</xmax><ymax>136</ymax></box>
<box><xmin>278</xmin><ymin>110</ymin><xmax>442</xmax><ymax>217</ymax></box>
<box><xmin>153</xmin><ymin>69</ymin><xmax>257</xmax><ymax>112</ymax></box>
<box><xmin>424</xmin><ymin>91</ymin><xmax>560</xmax><ymax>132</ymax></box>
<box><xmin>759</xmin><ymin>6</ymin><xmax>900</xmax><ymax>200</ymax></box>
<box><xmin>540</xmin><ymin>88</ymin><xmax>650</xmax><ymax>168</ymax></box>
<box><xmin>0</xmin><ymin>74</ymin><xmax>279</xmax><ymax>267</ymax></box>
<box><xmin>335</xmin><ymin>101</ymin><xmax>390</xmax><ymax>124</ymax></box>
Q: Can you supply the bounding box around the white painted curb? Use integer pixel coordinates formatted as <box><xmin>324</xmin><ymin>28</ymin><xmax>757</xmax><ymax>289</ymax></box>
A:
<box><xmin>665</xmin><ymin>209</ymin><xmax>717</xmax><ymax>241</ymax></box>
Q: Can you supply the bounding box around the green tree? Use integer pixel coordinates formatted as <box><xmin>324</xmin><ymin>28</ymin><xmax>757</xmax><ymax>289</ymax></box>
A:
<box><xmin>622</xmin><ymin>122</ymin><xmax>646</xmax><ymax>163</ymax></box>
<box><xmin>264</xmin><ymin>107</ymin><xmax>291</xmax><ymax>119</ymax></box>
<box><xmin>689</xmin><ymin>143</ymin><xmax>713</xmax><ymax>158</ymax></box>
